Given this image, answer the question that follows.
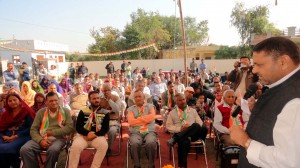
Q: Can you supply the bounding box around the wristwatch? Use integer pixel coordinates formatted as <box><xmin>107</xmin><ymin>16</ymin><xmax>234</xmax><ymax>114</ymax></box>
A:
<box><xmin>244</xmin><ymin>138</ymin><xmax>252</xmax><ymax>150</ymax></box>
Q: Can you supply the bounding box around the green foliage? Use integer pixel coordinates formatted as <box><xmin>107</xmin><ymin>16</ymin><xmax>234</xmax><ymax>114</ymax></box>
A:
<box><xmin>86</xmin><ymin>8</ymin><xmax>209</xmax><ymax>60</ymax></box>
<box><xmin>88</xmin><ymin>26</ymin><xmax>122</xmax><ymax>53</ymax></box>
<box><xmin>214</xmin><ymin>45</ymin><xmax>251</xmax><ymax>59</ymax></box>
<box><xmin>231</xmin><ymin>2</ymin><xmax>282</xmax><ymax>48</ymax></box>
<box><xmin>129</xmin><ymin>9</ymin><xmax>171</xmax><ymax>59</ymax></box>
<box><xmin>184</xmin><ymin>17</ymin><xmax>209</xmax><ymax>46</ymax></box>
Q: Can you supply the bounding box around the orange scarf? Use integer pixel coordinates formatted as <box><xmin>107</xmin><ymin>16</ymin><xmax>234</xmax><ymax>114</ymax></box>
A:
<box><xmin>39</xmin><ymin>106</ymin><xmax>66</xmax><ymax>139</ymax></box>
<box><xmin>134</xmin><ymin>105</ymin><xmax>149</xmax><ymax>135</ymax></box>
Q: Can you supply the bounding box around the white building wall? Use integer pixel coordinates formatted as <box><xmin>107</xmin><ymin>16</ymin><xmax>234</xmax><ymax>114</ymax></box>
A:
<box><xmin>31</xmin><ymin>53</ymin><xmax>65</xmax><ymax>62</ymax></box>
<box><xmin>5</xmin><ymin>40</ymin><xmax>35</xmax><ymax>50</ymax></box>
<box><xmin>33</xmin><ymin>40</ymin><xmax>69</xmax><ymax>52</ymax></box>
<box><xmin>0</xmin><ymin>50</ymin><xmax>33</xmax><ymax>64</ymax></box>
<box><xmin>4</xmin><ymin>40</ymin><xmax>69</xmax><ymax>52</ymax></box>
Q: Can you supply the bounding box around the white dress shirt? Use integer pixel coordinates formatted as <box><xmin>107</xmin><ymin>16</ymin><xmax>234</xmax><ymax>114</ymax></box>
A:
<box><xmin>247</xmin><ymin>66</ymin><xmax>300</xmax><ymax>168</ymax></box>
<box><xmin>174</xmin><ymin>83</ymin><xmax>185</xmax><ymax>94</ymax></box>
<box><xmin>152</xmin><ymin>82</ymin><xmax>167</xmax><ymax>96</ymax></box>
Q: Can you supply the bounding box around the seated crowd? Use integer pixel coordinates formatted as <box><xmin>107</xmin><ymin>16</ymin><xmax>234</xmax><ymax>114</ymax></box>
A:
<box><xmin>0</xmin><ymin>60</ymin><xmax>263</xmax><ymax>168</ymax></box>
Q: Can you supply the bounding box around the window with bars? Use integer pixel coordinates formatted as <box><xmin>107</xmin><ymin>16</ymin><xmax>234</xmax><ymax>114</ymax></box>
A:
<box><xmin>12</xmin><ymin>55</ymin><xmax>20</xmax><ymax>64</ymax></box>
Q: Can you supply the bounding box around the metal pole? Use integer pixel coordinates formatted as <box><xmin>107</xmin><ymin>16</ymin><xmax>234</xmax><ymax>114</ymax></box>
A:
<box><xmin>174</xmin><ymin>0</ymin><xmax>177</xmax><ymax>50</ymax></box>
<box><xmin>178</xmin><ymin>0</ymin><xmax>188</xmax><ymax>86</ymax></box>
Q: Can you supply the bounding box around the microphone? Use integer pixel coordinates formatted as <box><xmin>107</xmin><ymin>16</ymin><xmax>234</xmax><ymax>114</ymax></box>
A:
<box><xmin>231</xmin><ymin>84</ymin><xmax>258</xmax><ymax>118</ymax></box>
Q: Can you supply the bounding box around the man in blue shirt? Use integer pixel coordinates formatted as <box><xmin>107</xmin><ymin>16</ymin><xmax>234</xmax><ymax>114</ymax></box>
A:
<box><xmin>3</xmin><ymin>62</ymin><xmax>19</xmax><ymax>90</ymax></box>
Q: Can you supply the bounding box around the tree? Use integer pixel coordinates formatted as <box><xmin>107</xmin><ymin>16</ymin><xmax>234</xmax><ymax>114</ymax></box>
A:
<box><xmin>121</xmin><ymin>9</ymin><xmax>171</xmax><ymax>59</ymax></box>
<box><xmin>122</xmin><ymin>24</ymin><xmax>140</xmax><ymax>49</ymax></box>
<box><xmin>159</xmin><ymin>16</ymin><xmax>181</xmax><ymax>49</ymax></box>
<box><xmin>87</xmin><ymin>8</ymin><xmax>210</xmax><ymax>60</ymax></box>
<box><xmin>215</xmin><ymin>46</ymin><xmax>239</xmax><ymax>59</ymax></box>
<box><xmin>184</xmin><ymin>17</ymin><xmax>209</xmax><ymax>46</ymax></box>
<box><xmin>231</xmin><ymin>2</ymin><xmax>282</xmax><ymax>47</ymax></box>
<box><xmin>88</xmin><ymin>26</ymin><xmax>122</xmax><ymax>53</ymax></box>
<box><xmin>160</xmin><ymin>16</ymin><xmax>209</xmax><ymax>49</ymax></box>
<box><xmin>214</xmin><ymin>45</ymin><xmax>253</xmax><ymax>59</ymax></box>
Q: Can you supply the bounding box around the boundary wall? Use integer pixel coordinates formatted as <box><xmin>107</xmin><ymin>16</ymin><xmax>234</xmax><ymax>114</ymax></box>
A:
<box><xmin>58</xmin><ymin>58</ymin><xmax>243</xmax><ymax>77</ymax></box>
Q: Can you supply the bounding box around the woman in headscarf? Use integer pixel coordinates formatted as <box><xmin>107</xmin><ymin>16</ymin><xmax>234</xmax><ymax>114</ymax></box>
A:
<box><xmin>83</xmin><ymin>82</ymin><xmax>94</xmax><ymax>93</ymax></box>
<box><xmin>40</xmin><ymin>77</ymin><xmax>50</xmax><ymax>93</ymax></box>
<box><xmin>20</xmin><ymin>81</ymin><xmax>36</xmax><ymax>107</ymax></box>
<box><xmin>0</xmin><ymin>93</ymin><xmax>35</xmax><ymax>168</ymax></box>
<box><xmin>31</xmin><ymin>80</ymin><xmax>44</xmax><ymax>94</ymax></box>
<box><xmin>31</xmin><ymin>93</ymin><xmax>46</xmax><ymax>113</ymax></box>
<box><xmin>59</xmin><ymin>78</ymin><xmax>72</xmax><ymax>95</ymax></box>
<box><xmin>0</xmin><ymin>94</ymin><xmax>6</xmax><ymax>118</ymax></box>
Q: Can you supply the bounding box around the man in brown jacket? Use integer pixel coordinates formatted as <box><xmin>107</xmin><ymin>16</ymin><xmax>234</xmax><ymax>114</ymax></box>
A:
<box><xmin>228</xmin><ymin>56</ymin><xmax>259</xmax><ymax>95</ymax></box>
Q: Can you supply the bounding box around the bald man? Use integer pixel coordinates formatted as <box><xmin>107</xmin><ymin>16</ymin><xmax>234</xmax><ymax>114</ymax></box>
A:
<box><xmin>100</xmin><ymin>83</ymin><xmax>121</xmax><ymax>155</ymax></box>
<box><xmin>213</xmin><ymin>89</ymin><xmax>249</xmax><ymax>147</ymax></box>
<box><xmin>166</xmin><ymin>93</ymin><xmax>208</xmax><ymax>168</ymax></box>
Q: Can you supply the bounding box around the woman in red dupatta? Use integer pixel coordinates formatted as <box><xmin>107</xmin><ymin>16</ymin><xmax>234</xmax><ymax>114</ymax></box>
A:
<box><xmin>0</xmin><ymin>93</ymin><xmax>35</xmax><ymax>168</ymax></box>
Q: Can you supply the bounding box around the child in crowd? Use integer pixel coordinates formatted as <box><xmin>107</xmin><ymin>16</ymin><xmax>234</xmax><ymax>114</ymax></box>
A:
<box><xmin>213</xmin><ymin>82</ymin><xmax>223</xmax><ymax>108</ymax></box>
<box><xmin>195</xmin><ymin>94</ymin><xmax>211</xmax><ymax>121</ymax></box>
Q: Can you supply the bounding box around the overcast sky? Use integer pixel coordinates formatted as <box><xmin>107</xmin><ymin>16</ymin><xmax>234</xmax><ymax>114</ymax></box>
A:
<box><xmin>0</xmin><ymin>0</ymin><xmax>299</xmax><ymax>52</ymax></box>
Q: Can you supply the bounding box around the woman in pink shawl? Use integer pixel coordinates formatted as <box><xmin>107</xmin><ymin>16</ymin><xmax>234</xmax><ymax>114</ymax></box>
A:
<box><xmin>59</xmin><ymin>78</ymin><xmax>72</xmax><ymax>95</ymax></box>
<box><xmin>83</xmin><ymin>82</ymin><xmax>94</xmax><ymax>93</ymax></box>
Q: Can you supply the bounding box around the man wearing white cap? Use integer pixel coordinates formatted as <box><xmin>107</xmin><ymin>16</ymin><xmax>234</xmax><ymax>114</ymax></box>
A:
<box><xmin>184</xmin><ymin>86</ymin><xmax>197</xmax><ymax>107</ymax></box>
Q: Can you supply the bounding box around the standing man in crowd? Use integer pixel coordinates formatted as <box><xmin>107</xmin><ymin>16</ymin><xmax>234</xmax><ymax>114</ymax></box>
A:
<box><xmin>18</xmin><ymin>62</ymin><xmax>30</xmax><ymax>84</ymax></box>
<box><xmin>68</xmin><ymin>63</ymin><xmax>75</xmax><ymax>85</ymax></box>
<box><xmin>166</xmin><ymin>93</ymin><xmax>207</xmax><ymax>168</ymax></box>
<box><xmin>3</xmin><ymin>62</ymin><xmax>19</xmax><ymax>90</ymax></box>
<box><xmin>199</xmin><ymin>58</ymin><xmax>207</xmax><ymax>73</ymax></box>
<box><xmin>78</xmin><ymin>62</ymin><xmax>88</xmax><ymax>77</ymax></box>
<box><xmin>20</xmin><ymin>92</ymin><xmax>73</xmax><ymax>168</ymax></box>
<box><xmin>37</xmin><ymin>63</ymin><xmax>48</xmax><ymax>81</ymax></box>
<box><xmin>228</xmin><ymin>56</ymin><xmax>259</xmax><ymax>95</ymax></box>
<box><xmin>125</xmin><ymin>62</ymin><xmax>132</xmax><ymax>81</ymax></box>
<box><xmin>48</xmin><ymin>65</ymin><xmax>58</xmax><ymax>81</ymax></box>
<box><xmin>105</xmin><ymin>61</ymin><xmax>115</xmax><ymax>74</ymax></box>
<box><xmin>75</xmin><ymin>63</ymin><xmax>80</xmax><ymax>78</ymax></box>
<box><xmin>230</xmin><ymin>37</ymin><xmax>300</xmax><ymax>168</ymax></box>
<box><xmin>121</xmin><ymin>60</ymin><xmax>126</xmax><ymax>73</ymax></box>
<box><xmin>190</xmin><ymin>58</ymin><xmax>197</xmax><ymax>74</ymax></box>
<box><xmin>68</xmin><ymin>91</ymin><xmax>110</xmax><ymax>168</ymax></box>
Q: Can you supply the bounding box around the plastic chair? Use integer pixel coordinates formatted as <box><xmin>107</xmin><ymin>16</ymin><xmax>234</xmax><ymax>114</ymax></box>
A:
<box><xmin>169</xmin><ymin>138</ymin><xmax>208</xmax><ymax>168</ymax></box>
